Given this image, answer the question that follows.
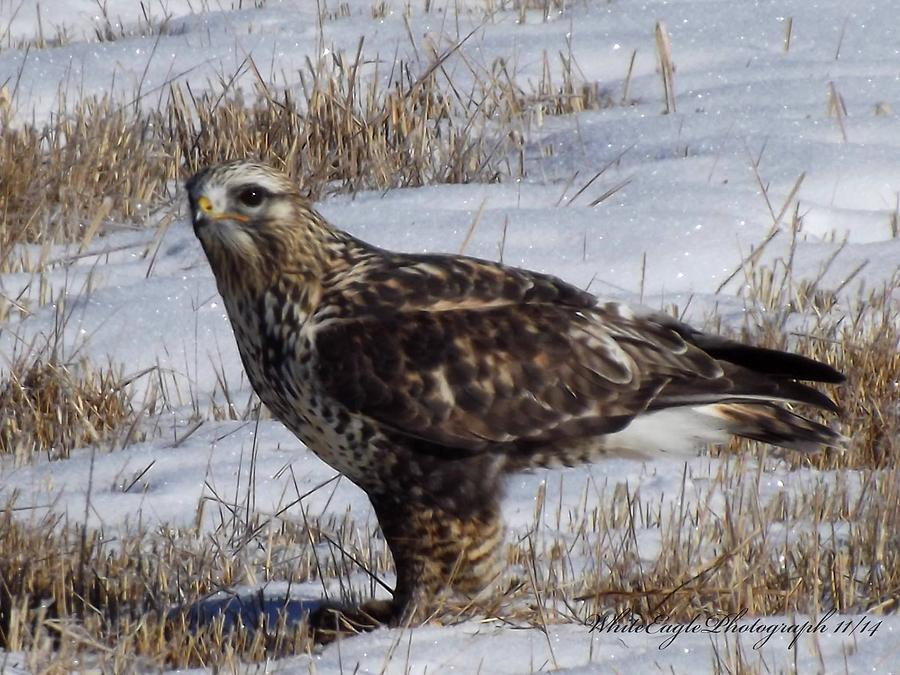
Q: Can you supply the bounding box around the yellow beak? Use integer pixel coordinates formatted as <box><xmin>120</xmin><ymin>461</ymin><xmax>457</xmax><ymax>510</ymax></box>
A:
<box><xmin>196</xmin><ymin>195</ymin><xmax>249</xmax><ymax>222</ymax></box>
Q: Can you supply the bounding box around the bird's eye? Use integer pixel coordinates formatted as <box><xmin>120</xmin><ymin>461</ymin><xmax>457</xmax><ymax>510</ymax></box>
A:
<box><xmin>237</xmin><ymin>187</ymin><xmax>267</xmax><ymax>207</ymax></box>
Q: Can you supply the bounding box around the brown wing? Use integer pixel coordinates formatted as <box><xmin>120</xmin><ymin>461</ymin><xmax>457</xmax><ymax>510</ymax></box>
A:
<box><xmin>313</xmin><ymin>254</ymin><xmax>843</xmax><ymax>457</ymax></box>
<box><xmin>312</xmin><ymin>300</ymin><xmax>735</xmax><ymax>452</ymax></box>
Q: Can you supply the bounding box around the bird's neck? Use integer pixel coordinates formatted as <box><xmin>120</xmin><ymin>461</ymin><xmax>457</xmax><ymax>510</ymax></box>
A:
<box><xmin>203</xmin><ymin>205</ymin><xmax>366</xmax><ymax>326</ymax></box>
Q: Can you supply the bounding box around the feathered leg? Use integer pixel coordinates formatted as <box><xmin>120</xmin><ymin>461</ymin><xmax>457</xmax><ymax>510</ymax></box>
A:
<box><xmin>308</xmin><ymin>495</ymin><xmax>504</xmax><ymax>640</ymax></box>
<box><xmin>370</xmin><ymin>494</ymin><xmax>505</xmax><ymax>625</ymax></box>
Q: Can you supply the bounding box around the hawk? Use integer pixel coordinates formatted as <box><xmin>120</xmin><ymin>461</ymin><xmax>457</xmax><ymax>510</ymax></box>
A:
<box><xmin>186</xmin><ymin>160</ymin><xmax>843</xmax><ymax>631</ymax></box>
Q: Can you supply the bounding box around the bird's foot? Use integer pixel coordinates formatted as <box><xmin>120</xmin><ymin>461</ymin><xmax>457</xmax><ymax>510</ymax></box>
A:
<box><xmin>306</xmin><ymin>599</ymin><xmax>394</xmax><ymax>643</ymax></box>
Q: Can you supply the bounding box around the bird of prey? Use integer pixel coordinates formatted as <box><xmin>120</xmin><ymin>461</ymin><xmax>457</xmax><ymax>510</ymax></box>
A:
<box><xmin>186</xmin><ymin>160</ymin><xmax>843</xmax><ymax>631</ymax></box>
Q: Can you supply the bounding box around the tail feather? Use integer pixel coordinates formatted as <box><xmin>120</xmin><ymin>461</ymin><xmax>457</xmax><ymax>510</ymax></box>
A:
<box><xmin>649</xmin><ymin>315</ymin><xmax>846</xmax><ymax>385</ymax></box>
<box><xmin>701</xmin><ymin>402</ymin><xmax>846</xmax><ymax>451</ymax></box>
<box><xmin>691</xmin><ymin>337</ymin><xmax>845</xmax><ymax>384</ymax></box>
<box><xmin>593</xmin><ymin>402</ymin><xmax>845</xmax><ymax>463</ymax></box>
<box><xmin>650</xmin><ymin>373</ymin><xmax>841</xmax><ymax>414</ymax></box>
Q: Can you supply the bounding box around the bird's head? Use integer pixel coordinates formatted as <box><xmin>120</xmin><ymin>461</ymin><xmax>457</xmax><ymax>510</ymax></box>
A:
<box><xmin>186</xmin><ymin>160</ymin><xmax>336</xmax><ymax>286</ymax></box>
<box><xmin>186</xmin><ymin>160</ymin><xmax>300</xmax><ymax>258</ymax></box>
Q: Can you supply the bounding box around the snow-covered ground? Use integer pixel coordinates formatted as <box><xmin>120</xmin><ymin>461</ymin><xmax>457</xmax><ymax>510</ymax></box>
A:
<box><xmin>2</xmin><ymin>1</ymin><xmax>899</xmax><ymax>673</ymax></box>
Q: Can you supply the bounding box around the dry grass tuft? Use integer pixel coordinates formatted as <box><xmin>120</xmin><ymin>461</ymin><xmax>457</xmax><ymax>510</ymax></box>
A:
<box><xmin>0</xmin><ymin>96</ymin><xmax>176</xmax><ymax>264</ymax></box>
<box><xmin>1</xmin><ymin>0</ymin><xmax>175</xmax><ymax>50</ymax></box>
<box><xmin>163</xmin><ymin>40</ymin><xmax>607</xmax><ymax>193</ymax></box>
<box><xmin>497</xmin><ymin>0</ymin><xmax>568</xmax><ymax>24</ymax></box>
<box><xmin>485</xmin><ymin>48</ymin><xmax>612</xmax><ymax>124</ymax></box>
<box><xmin>566</xmin><ymin>465</ymin><xmax>899</xmax><ymax>624</ymax></box>
<box><xmin>166</xmin><ymin>51</ymin><xmax>509</xmax><ymax>199</ymax></box>
<box><xmin>0</xmin><ymin>508</ymin><xmax>322</xmax><ymax>671</ymax></box>
<box><xmin>0</xmin><ymin>357</ymin><xmax>135</xmax><ymax>461</ymax></box>
<box><xmin>767</xmin><ymin>290</ymin><xmax>899</xmax><ymax>470</ymax></box>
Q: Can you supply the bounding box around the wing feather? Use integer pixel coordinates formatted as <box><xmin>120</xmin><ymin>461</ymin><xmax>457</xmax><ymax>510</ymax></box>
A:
<box><xmin>312</xmin><ymin>257</ymin><xmax>842</xmax><ymax>458</ymax></box>
<box><xmin>313</xmin><ymin>301</ymin><xmax>724</xmax><ymax>452</ymax></box>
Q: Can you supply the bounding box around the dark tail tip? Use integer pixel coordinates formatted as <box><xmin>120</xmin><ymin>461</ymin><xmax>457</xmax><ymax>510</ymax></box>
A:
<box><xmin>698</xmin><ymin>340</ymin><xmax>845</xmax><ymax>384</ymax></box>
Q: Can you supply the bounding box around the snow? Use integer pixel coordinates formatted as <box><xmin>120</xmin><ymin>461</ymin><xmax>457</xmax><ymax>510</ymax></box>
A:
<box><xmin>274</xmin><ymin>618</ymin><xmax>897</xmax><ymax>674</ymax></box>
<box><xmin>2</xmin><ymin>0</ymin><xmax>899</xmax><ymax>673</ymax></box>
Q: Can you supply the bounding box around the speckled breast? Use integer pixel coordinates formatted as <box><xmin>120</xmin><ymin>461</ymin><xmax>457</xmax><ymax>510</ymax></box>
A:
<box><xmin>228</xmin><ymin>307</ymin><xmax>387</xmax><ymax>493</ymax></box>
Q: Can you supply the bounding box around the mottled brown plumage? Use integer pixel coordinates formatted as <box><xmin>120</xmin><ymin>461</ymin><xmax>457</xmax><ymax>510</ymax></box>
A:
<box><xmin>186</xmin><ymin>160</ymin><xmax>844</xmax><ymax>631</ymax></box>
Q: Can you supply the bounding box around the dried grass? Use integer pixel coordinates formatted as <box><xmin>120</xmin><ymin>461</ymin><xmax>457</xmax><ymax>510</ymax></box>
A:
<box><xmin>164</xmin><ymin>47</ymin><xmax>509</xmax><ymax>198</ymax></box>
<box><xmin>0</xmin><ymin>357</ymin><xmax>136</xmax><ymax>462</ymax></box>
<box><xmin>0</xmin><ymin>0</ymin><xmax>177</xmax><ymax>50</ymax></box>
<box><xmin>0</xmin><ymin>508</ymin><xmax>321</xmax><ymax>671</ymax></box>
<box><xmin>1</xmin><ymin>33</ymin><xmax>610</xmax><ymax>274</ymax></box>
<box><xmin>0</xmin><ymin>96</ymin><xmax>174</xmax><ymax>259</ymax></box>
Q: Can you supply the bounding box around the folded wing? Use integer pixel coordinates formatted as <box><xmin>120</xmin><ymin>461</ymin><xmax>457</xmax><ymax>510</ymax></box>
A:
<box><xmin>313</xmin><ymin>296</ymin><xmax>844</xmax><ymax>459</ymax></box>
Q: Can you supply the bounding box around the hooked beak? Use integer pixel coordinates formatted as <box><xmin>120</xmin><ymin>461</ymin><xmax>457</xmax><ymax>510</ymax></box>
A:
<box><xmin>194</xmin><ymin>195</ymin><xmax>250</xmax><ymax>224</ymax></box>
